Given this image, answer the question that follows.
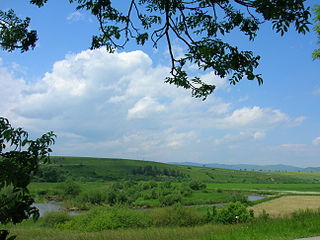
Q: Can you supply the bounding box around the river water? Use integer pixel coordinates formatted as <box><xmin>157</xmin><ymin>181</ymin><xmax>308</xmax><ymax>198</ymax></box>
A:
<box><xmin>32</xmin><ymin>202</ymin><xmax>80</xmax><ymax>217</ymax></box>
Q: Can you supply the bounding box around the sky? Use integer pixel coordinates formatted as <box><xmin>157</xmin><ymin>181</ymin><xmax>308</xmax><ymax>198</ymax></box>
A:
<box><xmin>1</xmin><ymin>1</ymin><xmax>320</xmax><ymax>167</ymax></box>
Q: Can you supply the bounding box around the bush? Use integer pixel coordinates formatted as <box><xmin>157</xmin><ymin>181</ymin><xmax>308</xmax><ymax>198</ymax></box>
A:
<box><xmin>61</xmin><ymin>207</ymin><xmax>149</xmax><ymax>231</ymax></box>
<box><xmin>179</xmin><ymin>183</ymin><xmax>192</xmax><ymax>196</ymax></box>
<box><xmin>77</xmin><ymin>190</ymin><xmax>106</xmax><ymax>205</ymax></box>
<box><xmin>215</xmin><ymin>202</ymin><xmax>252</xmax><ymax>224</ymax></box>
<box><xmin>149</xmin><ymin>204</ymin><xmax>205</xmax><ymax>227</ymax></box>
<box><xmin>106</xmin><ymin>190</ymin><xmax>130</xmax><ymax>206</ymax></box>
<box><xmin>189</xmin><ymin>180</ymin><xmax>206</xmax><ymax>190</ymax></box>
<box><xmin>159</xmin><ymin>193</ymin><xmax>182</xmax><ymax>206</ymax></box>
<box><xmin>41</xmin><ymin>212</ymin><xmax>72</xmax><ymax>228</ymax></box>
<box><xmin>60</xmin><ymin>178</ymin><xmax>81</xmax><ymax>198</ymax></box>
<box><xmin>228</xmin><ymin>193</ymin><xmax>249</xmax><ymax>204</ymax></box>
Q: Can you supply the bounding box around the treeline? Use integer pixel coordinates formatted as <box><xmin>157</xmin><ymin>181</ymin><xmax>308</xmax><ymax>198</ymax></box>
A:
<box><xmin>33</xmin><ymin>166</ymin><xmax>70</xmax><ymax>182</ymax></box>
<box><xmin>132</xmin><ymin>165</ymin><xmax>186</xmax><ymax>178</ymax></box>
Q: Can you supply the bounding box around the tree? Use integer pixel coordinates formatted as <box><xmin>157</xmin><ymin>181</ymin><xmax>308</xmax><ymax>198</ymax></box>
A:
<box><xmin>0</xmin><ymin>0</ymin><xmax>312</xmax><ymax>99</ymax></box>
<box><xmin>0</xmin><ymin>117</ymin><xmax>56</xmax><ymax>240</ymax></box>
<box><xmin>313</xmin><ymin>5</ymin><xmax>320</xmax><ymax>60</ymax></box>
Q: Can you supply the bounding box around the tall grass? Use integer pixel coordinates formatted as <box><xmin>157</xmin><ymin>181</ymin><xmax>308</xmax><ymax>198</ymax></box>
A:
<box><xmin>8</xmin><ymin>209</ymin><xmax>320</xmax><ymax>240</ymax></box>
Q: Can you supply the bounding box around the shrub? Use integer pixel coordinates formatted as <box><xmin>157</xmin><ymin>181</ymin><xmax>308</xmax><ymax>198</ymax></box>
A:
<box><xmin>61</xmin><ymin>207</ymin><xmax>149</xmax><ymax>231</ymax></box>
<box><xmin>106</xmin><ymin>190</ymin><xmax>130</xmax><ymax>206</ymax></box>
<box><xmin>59</xmin><ymin>178</ymin><xmax>81</xmax><ymax>198</ymax></box>
<box><xmin>159</xmin><ymin>193</ymin><xmax>182</xmax><ymax>206</ymax></box>
<box><xmin>149</xmin><ymin>204</ymin><xmax>205</xmax><ymax>227</ymax></box>
<box><xmin>215</xmin><ymin>202</ymin><xmax>252</xmax><ymax>224</ymax></box>
<box><xmin>77</xmin><ymin>190</ymin><xmax>106</xmax><ymax>205</ymax></box>
<box><xmin>41</xmin><ymin>212</ymin><xmax>72</xmax><ymax>228</ymax></box>
<box><xmin>189</xmin><ymin>180</ymin><xmax>206</xmax><ymax>190</ymax></box>
<box><xmin>229</xmin><ymin>193</ymin><xmax>249</xmax><ymax>204</ymax></box>
<box><xmin>179</xmin><ymin>183</ymin><xmax>192</xmax><ymax>196</ymax></box>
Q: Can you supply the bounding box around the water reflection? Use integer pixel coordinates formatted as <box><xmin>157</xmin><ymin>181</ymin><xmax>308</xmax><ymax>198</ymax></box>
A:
<box><xmin>32</xmin><ymin>202</ymin><xmax>80</xmax><ymax>217</ymax></box>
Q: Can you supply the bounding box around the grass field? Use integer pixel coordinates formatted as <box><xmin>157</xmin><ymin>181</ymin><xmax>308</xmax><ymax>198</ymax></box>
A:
<box><xmin>250</xmin><ymin>196</ymin><xmax>320</xmax><ymax>217</ymax></box>
<box><xmin>43</xmin><ymin>156</ymin><xmax>320</xmax><ymax>184</ymax></box>
<box><xmin>7</xmin><ymin>156</ymin><xmax>320</xmax><ymax>240</ymax></box>
<box><xmin>7</xmin><ymin>209</ymin><xmax>320</xmax><ymax>240</ymax></box>
<box><xmin>206</xmin><ymin>183</ymin><xmax>320</xmax><ymax>193</ymax></box>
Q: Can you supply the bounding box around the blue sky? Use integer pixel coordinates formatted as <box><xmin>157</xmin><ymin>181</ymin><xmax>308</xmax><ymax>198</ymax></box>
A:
<box><xmin>1</xmin><ymin>0</ymin><xmax>320</xmax><ymax>167</ymax></box>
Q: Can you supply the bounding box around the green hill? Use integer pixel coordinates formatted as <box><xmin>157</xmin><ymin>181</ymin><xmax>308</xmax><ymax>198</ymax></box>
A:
<box><xmin>35</xmin><ymin>156</ymin><xmax>320</xmax><ymax>184</ymax></box>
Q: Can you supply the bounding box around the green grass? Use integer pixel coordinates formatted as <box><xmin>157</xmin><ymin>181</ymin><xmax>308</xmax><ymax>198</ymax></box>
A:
<box><xmin>206</xmin><ymin>183</ymin><xmax>320</xmax><ymax>192</ymax></box>
<box><xmin>7</xmin><ymin>209</ymin><xmax>320</xmax><ymax>240</ymax></box>
<box><xmin>42</xmin><ymin>156</ymin><xmax>320</xmax><ymax>184</ymax></box>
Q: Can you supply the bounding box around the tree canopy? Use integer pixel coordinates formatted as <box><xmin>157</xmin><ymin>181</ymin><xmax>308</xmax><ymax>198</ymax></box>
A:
<box><xmin>0</xmin><ymin>117</ymin><xmax>55</xmax><ymax>239</ymax></box>
<box><xmin>0</xmin><ymin>0</ymin><xmax>313</xmax><ymax>99</ymax></box>
<box><xmin>313</xmin><ymin>5</ymin><xmax>320</xmax><ymax>60</ymax></box>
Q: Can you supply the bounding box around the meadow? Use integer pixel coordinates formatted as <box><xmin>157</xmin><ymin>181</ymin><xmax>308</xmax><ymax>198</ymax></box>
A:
<box><xmin>5</xmin><ymin>156</ymin><xmax>320</xmax><ymax>240</ymax></box>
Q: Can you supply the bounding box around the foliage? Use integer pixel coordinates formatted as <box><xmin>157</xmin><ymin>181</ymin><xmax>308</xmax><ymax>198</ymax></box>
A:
<box><xmin>313</xmin><ymin>5</ymin><xmax>320</xmax><ymax>60</ymax></box>
<box><xmin>33</xmin><ymin>166</ymin><xmax>69</xmax><ymax>182</ymax></box>
<box><xmin>76</xmin><ymin>189</ymin><xmax>106</xmax><ymax>205</ymax></box>
<box><xmin>0</xmin><ymin>10</ymin><xmax>37</xmax><ymax>52</ymax></box>
<box><xmin>41</xmin><ymin>212</ymin><xmax>72</xmax><ymax>228</ymax></box>
<box><xmin>61</xmin><ymin>206</ymin><xmax>149</xmax><ymax>231</ymax></box>
<box><xmin>215</xmin><ymin>202</ymin><xmax>253</xmax><ymax>224</ymax></box>
<box><xmin>6</xmin><ymin>208</ymin><xmax>320</xmax><ymax>240</ymax></box>
<box><xmin>132</xmin><ymin>165</ymin><xmax>185</xmax><ymax>178</ymax></box>
<box><xmin>189</xmin><ymin>180</ymin><xmax>206</xmax><ymax>190</ymax></box>
<box><xmin>1</xmin><ymin>1</ymin><xmax>313</xmax><ymax>99</ymax></box>
<box><xmin>159</xmin><ymin>193</ymin><xmax>182</xmax><ymax>206</ymax></box>
<box><xmin>0</xmin><ymin>117</ymin><xmax>55</xmax><ymax>224</ymax></box>
<box><xmin>228</xmin><ymin>193</ymin><xmax>249</xmax><ymax>204</ymax></box>
<box><xmin>0</xmin><ymin>117</ymin><xmax>55</xmax><ymax>240</ymax></box>
<box><xmin>148</xmin><ymin>204</ymin><xmax>205</xmax><ymax>227</ymax></box>
<box><xmin>59</xmin><ymin>178</ymin><xmax>81</xmax><ymax>198</ymax></box>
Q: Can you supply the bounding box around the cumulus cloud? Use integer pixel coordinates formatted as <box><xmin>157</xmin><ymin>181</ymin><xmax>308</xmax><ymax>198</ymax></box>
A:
<box><xmin>0</xmin><ymin>49</ymin><xmax>306</xmax><ymax>162</ymax></box>
<box><xmin>128</xmin><ymin>96</ymin><xmax>166</xmax><ymax>119</ymax></box>
<box><xmin>214</xmin><ymin>106</ymin><xmax>304</xmax><ymax>129</ymax></box>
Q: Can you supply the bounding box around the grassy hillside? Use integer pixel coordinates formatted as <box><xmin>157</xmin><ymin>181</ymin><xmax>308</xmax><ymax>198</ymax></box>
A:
<box><xmin>39</xmin><ymin>156</ymin><xmax>320</xmax><ymax>184</ymax></box>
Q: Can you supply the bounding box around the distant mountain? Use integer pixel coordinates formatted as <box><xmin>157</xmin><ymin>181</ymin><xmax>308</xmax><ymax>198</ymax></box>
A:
<box><xmin>168</xmin><ymin>162</ymin><xmax>320</xmax><ymax>173</ymax></box>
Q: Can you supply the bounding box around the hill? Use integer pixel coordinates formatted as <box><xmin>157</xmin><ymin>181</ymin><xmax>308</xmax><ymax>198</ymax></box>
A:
<box><xmin>168</xmin><ymin>162</ymin><xmax>320</xmax><ymax>173</ymax></box>
<box><xmin>34</xmin><ymin>156</ymin><xmax>320</xmax><ymax>184</ymax></box>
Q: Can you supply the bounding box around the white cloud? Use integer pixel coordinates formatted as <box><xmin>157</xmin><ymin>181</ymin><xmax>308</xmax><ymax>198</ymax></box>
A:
<box><xmin>165</xmin><ymin>130</ymin><xmax>197</xmax><ymax>148</ymax></box>
<box><xmin>214</xmin><ymin>106</ymin><xmax>304</xmax><ymax>129</ymax></box>
<box><xmin>269</xmin><ymin>144</ymin><xmax>308</xmax><ymax>152</ymax></box>
<box><xmin>214</xmin><ymin>130</ymin><xmax>265</xmax><ymax>146</ymax></box>
<box><xmin>66</xmin><ymin>12</ymin><xmax>91</xmax><ymax>22</ymax></box>
<box><xmin>252</xmin><ymin>131</ymin><xmax>266</xmax><ymax>140</ymax></box>
<box><xmin>312</xmin><ymin>137</ymin><xmax>320</xmax><ymax>145</ymax></box>
<box><xmin>128</xmin><ymin>96</ymin><xmax>166</xmax><ymax>119</ymax></box>
<box><xmin>0</xmin><ymin>49</ymin><xmax>307</xmax><ymax>163</ymax></box>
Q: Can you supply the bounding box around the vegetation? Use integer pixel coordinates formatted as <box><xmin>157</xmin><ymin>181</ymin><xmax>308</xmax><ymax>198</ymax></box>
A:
<box><xmin>1</xmin><ymin>1</ymin><xmax>314</xmax><ymax>98</ymax></box>
<box><xmin>0</xmin><ymin>117</ymin><xmax>55</xmax><ymax>240</ymax></box>
<box><xmin>5</xmin><ymin>208</ymin><xmax>320</xmax><ymax>240</ymax></box>
<box><xmin>250</xmin><ymin>195</ymin><xmax>320</xmax><ymax>218</ymax></box>
<box><xmin>313</xmin><ymin>5</ymin><xmax>320</xmax><ymax>60</ymax></box>
<box><xmin>32</xmin><ymin>156</ymin><xmax>320</xmax><ymax>184</ymax></box>
<box><xmin>132</xmin><ymin>165</ymin><xmax>185</xmax><ymax>178</ymax></box>
<box><xmin>2</xmin><ymin>155</ymin><xmax>320</xmax><ymax>240</ymax></box>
